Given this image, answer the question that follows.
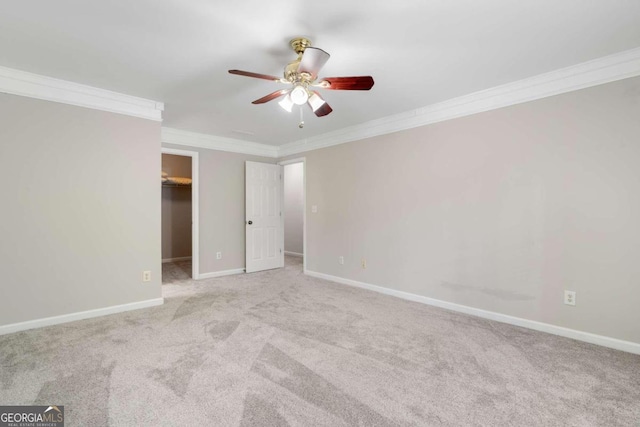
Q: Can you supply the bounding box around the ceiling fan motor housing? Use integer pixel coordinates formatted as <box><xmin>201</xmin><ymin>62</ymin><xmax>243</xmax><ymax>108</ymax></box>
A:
<box><xmin>284</xmin><ymin>59</ymin><xmax>301</xmax><ymax>82</ymax></box>
<box><xmin>285</xmin><ymin>38</ymin><xmax>314</xmax><ymax>84</ymax></box>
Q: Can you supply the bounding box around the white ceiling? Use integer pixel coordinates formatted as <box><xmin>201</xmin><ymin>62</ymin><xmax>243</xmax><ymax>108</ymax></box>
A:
<box><xmin>1</xmin><ymin>1</ymin><xmax>640</xmax><ymax>146</ymax></box>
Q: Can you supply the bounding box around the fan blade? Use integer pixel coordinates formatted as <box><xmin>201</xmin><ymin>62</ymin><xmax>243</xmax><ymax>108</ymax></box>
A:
<box><xmin>229</xmin><ymin>69</ymin><xmax>283</xmax><ymax>82</ymax></box>
<box><xmin>298</xmin><ymin>47</ymin><xmax>330</xmax><ymax>80</ymax></box>
<box><xmin>252</xmin><ymin>89</ymin><xmax>290</xmax><ymax>104</ymax></box>
<box><xmin>315</xmin><ymin>76</ymin><xmax>374</xmax><ymax>90</ymax></box>
<box><xmin>313</xmin><ymin>102</ymin><xmax>333</xmax><ymax>117</ymax></box>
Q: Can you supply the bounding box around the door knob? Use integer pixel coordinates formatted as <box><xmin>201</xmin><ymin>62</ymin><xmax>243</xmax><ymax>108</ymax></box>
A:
<box><xmin>247</xmin><ymin>220</ymin><xmax>253</xmax><ymax>225</ymax></box>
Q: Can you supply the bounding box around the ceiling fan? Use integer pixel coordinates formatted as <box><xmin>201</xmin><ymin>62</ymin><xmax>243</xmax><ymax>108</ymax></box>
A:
<box><xmin>229</xmin><ymin>37</ymin><xmax>374</xmax><ymax>123</ymax></box>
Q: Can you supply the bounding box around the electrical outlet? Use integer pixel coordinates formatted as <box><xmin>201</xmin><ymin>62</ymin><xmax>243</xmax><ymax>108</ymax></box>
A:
<box><xmin>142</xmin><ymin>271</ymin><xmax>151</xmax><ymax>282</ymax></box>
<box><xmin>361</xmin><ymin>259</ymin><xmax>367</xmax><ymax>269</ymax></box>
<box><xmin>339</xmin><ymin>256</ymin><xmax>344</xmax><ymax>265</ymax></box>
<box><xmin>564</xmin><ymin>290</ymin><xmax>576</xmax><ymax>306</ymax></box>
<box><xmin>311</xmin><ymin>205</ymin><xmax>318</xmax><ymax>213</ymax></box>
<box><xmin>216</xmin><ymin>252</ymin><xmax>222</xmax><ymax>260</ymax></box>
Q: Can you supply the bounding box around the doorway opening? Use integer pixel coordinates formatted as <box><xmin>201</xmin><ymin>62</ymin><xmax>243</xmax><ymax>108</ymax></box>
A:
<box><xmin>280</xmin><ymin>158</ymin><xmax>306</xmax><ymax>272</ymax></box>
<box><xmin>161</xmin><ymin>148</ymin><xmax>199</xmax><ymax>282</ymax></box>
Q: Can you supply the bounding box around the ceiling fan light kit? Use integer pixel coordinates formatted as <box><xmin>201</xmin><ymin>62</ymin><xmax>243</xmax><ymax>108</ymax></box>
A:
<box><xmin>229</xmin><ymin>37</ymin><xmax>374</xmax><ymax>125</ymax></box>
<box><xmin>278</xmin><ymin>95</ymin><xmax>294</xmax><ymax>112</ymax></box>
<box><xmin>308</xmin><ymin>92</ymin><xmax>325</xmax><ymax>112</ymax></box>
<box><xmin>290</xmin><ymin>84</ymin><xmax>309</xmax><ymax>105</ymax></box>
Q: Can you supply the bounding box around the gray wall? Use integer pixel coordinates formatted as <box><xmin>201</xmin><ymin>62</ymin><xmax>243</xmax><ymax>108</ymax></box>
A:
<box><xmin>161</xmin><ymin>143</ymin><xmax>275</xmax><ymax>274</ymax></box>
<box><xmin>161</xmin><ymin>154</ymin><xmax>192</xmax><ymax>260</ymax></box>
<box><xmin>0</xmin><ymin>93</ymin><xmax>162</xmax><ymax>326</ymax></box>
<box><xmin>283</xmin><ymin>76</ymin><xmax>640</xmax><ymax>344</ymax></box>
<box><xmin>284</xmin><ymin>162</ymin><xmax>304</xmax><ymax>255</ymax></box>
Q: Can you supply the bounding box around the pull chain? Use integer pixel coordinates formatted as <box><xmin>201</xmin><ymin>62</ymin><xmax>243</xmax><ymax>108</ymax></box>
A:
<box><xmin>298</xmin><ymin>106</ymin><xmax>305</xmax><ymax>128</ymax></box>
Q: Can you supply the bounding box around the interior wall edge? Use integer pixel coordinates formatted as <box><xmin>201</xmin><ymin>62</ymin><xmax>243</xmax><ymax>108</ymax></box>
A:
<box><xmin>162</xmin><ymin>256</ymin><xmax>192</xmax><ymax>263</ymax></box>
<box><xmin>162</xmin><ymin>127</ymin><xmax>278</xmax><ymax>158</ymax></box>
<box><xmin>305</xmin><ymin>270</ymin><xmax>640</xmax><ymax>355</ymax></box>
<box><xmin>277</xmin><ymin>47</ymin><xmax>640</xmax><ymax>157</ymax></box>
<box><xmin>0</xmin><ymin>65</ymin><xmax>163</xmax><ymax>121</ymax></box>
<box><xmin>284</xmin><ymin>251</ymin><xmax>303</xmax><ymax>257</ymax></box>
<box><xmin>198</xmin><ymin>268</ymin><xmax>245</xmax><ymax>280</ymax></box>
<box><xmin>0</xmin><ymin>298</ymin><xmax>164</xmax><ymax>336</ymax></box>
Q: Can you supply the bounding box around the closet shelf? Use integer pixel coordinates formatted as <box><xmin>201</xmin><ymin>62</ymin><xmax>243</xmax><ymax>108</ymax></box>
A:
<box><xmin>162</xmin><ymin>176</ymin><xmax>192</xmax><ymax>187</ymax></box>
<box><xmin>162</xmin><ymin>183</ymin><xmax>191</xmax><ymax>188</ymax></box>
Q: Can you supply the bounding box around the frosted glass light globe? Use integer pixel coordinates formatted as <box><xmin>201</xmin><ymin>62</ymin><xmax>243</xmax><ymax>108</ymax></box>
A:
<box><xmin>290</xmin><ymin>85</ymin><xmax>309</xmax><ymax>105</ymax></box>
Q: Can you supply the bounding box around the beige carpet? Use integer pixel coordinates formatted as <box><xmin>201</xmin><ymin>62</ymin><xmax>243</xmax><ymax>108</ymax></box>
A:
<box><xmin>162</xmin><ymin>259</ymin><xmax>192</xmax><ymax>283</ymax></box>
<box><xmin>1</xmin><ymin>256</ymin><xmax>639</xmax><ymax>426</ymax></box>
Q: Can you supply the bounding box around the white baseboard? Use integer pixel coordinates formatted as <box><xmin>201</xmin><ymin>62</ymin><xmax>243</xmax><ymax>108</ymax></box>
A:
<box><xmin>198</xmin><ymin>268</ymin><xmax>245</xmax><ymax>280</ymax></box>
<box><xmin>284</xmin><ymin>251</ymin><xmax>304</xmax><ymax>258</ymax></box>
<box><xmin>0</xmin><ymin>298</ymin><xmax>164</xmax><ymax>336</ymax></box>
<box><xmin>162</xmin><ymin>256</ymin><xmax>192</xmax><ymax>263</ymax></box>
<box><xmin>305</xmin><ymin>270</ymin><xmax>640</xmax><ymax>355</ymax></box>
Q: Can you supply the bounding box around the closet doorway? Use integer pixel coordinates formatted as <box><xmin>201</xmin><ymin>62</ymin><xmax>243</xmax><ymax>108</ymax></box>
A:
<box><xmin>280</xmin><ymin>158</ymin><xmax>306</xmax><ymax>272</ymax></box>
<box><xmin>161</xmin><ymin>148</ymin><xmax>199</xmax><ymax>281</ymax></box>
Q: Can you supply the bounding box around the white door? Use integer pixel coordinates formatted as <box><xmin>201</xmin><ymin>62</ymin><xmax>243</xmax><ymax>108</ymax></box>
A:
<box><xmin>246</xmin><ymin>161</ymin><xmax>284</xmax><ymax>273</ymax></box>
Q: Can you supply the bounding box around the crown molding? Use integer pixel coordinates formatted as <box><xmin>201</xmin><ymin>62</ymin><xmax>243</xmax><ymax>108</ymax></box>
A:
<box><xmin>278</xmin><ymin>46</ymin><xmax>640</xmax><ymax>157</ymax></box>
<box><xmin>161</xmin><ymin>127</ymin><xmax>278</xmax><ymax>158</ymax></box>
<box><xmin>6</xmin><ymin>45</ymin><xmax>637</xmax><ymax>155</ymax></box>
<box><xmin>0</xmin><ymin>65</ymin><xmax>164</xmax><ymax>121</ymax></box>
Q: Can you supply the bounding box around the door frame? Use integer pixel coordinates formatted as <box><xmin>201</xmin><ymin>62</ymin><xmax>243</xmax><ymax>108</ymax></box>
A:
<box><xmin>278</xmin><ymin>157</ymin><xmax>307</xmax><ymax>273</ymax></box>
<box><xmin>161</xmin><ymin>148</ymin><xmax>200</xmax><ymax>280</ymax></box>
